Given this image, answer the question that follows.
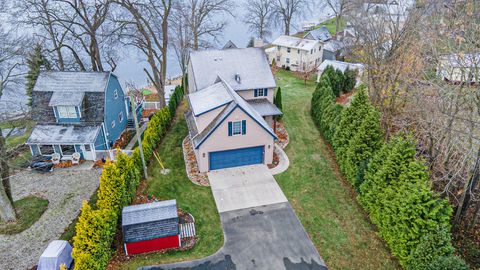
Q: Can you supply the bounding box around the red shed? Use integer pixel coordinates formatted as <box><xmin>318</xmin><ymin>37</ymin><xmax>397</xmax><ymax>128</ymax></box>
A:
<box><xmin>122</xmin><ymin>200</ymin><xmax>180</xmax><ymax>255</ymax></box>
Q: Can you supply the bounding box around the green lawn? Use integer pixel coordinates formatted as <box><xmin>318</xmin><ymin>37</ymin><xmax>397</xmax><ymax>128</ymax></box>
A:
<box><xmin>274</xmin><ymin>70</ymin><xmax>399</xmax><ymax>269</ymax></box>
<box><xmin>117</xmin><ymin>103</ymin><xmax>223</xmax><ymax>269</ymax></box>
<box><xmin>1</xmin><ymin>119</ymin><xmax>34</xmax><ymax>170</ymax></box>
<box><xmin>0</xmin><ymin>196</ymin><xmax>49</xmax><ymax>234</ymax></box>
<box><xmin>316</xmin><ymin>17</ymin><xmax>345</xmax><ymax>35</ymax></box>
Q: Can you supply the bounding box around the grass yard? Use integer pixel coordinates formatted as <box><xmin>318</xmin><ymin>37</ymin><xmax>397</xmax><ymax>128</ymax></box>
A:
<box><xmin>316</xmin><ymin>17</ymin><xmax>345</xmax><ymax>35</ymax></box>
<box><xmin>116</xmin><ymin>102</ymin><xmax>223</xmax><ymax>269</ymax></box>
<box><xmin>0</xmin><ymin>196</ymin><xmax>49</xmax><ymax>234</ymax></box>
<box><xmin>274</xmin><ymin>70</ymin><xmax>399</xmax><ymax>269</ymax></box>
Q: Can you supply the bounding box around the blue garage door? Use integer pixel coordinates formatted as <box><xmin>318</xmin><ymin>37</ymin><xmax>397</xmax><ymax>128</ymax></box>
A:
<box><xmin>209</xmin><ymin>146</ymin><xmax>264</xmax><ymax>170</ymax></box>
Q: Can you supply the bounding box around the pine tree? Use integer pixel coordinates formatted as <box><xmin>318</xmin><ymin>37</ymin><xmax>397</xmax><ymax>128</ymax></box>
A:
<box><xmin>25</xmin><ymin>44</ymin><xmax>49</xmax><ymax>106</ymax></box>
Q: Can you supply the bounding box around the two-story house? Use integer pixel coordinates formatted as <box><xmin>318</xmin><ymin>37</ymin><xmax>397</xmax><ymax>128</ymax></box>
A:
<box><xmin>26</xmin><ymin>71</ymin><xmax>137</xmax><ymax>161</ymax></box>
<box><xmin>269</xmin><ymin>35</ymin><xmax>323</xmax><ymax>72</ymax></box>
<box><xmin>186</xmin><ymin>47</ymin><xmax>282</xmax><ymax>172</ymax></box>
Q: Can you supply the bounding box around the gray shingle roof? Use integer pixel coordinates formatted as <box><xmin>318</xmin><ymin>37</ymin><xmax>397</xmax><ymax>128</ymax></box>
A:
<box><xmin>188</xmin><ymin>82</ymin><xmax>232</xmax><ymax>116</ymax></box>
<box><xmin>48</xmin><ymin>91</ymin><xmax>85</xmax><ymax>106</ymax></box>
<box><xmin>122</xmin><ymin>200</ymin><xmax>178</xmax><ymax>226</ymax></box>
<box><xmin>189</xmin><ymin>48</ymin><xmax>276</xmax><ymax>91</ymax></box>
<box><xmin>122</xmin><ymin>200</ymin><xmax>179</xmax><ymax>243</ymax></box>
<box><xmin>272</xmin><ymin>35</ymin><xmax>320</xmax><ymax>51</ymax></box>
<box><xmin>190</xmin><ymin>77</ymin><xmax>277</xmax><ymax>148</ymax></box>
<box><xmin>26</xmin><ymin>124</ymin><xmax>101</xmax><ymax>145</ymax></box>
<box><xmin>247</xmin><ymin>99</ymin><xmax>283</xmax><ymax>116</ymax></box>
<box><xmin>305</xmin><ymin>26</ymin><xmax>332</xmax><ymax>42</ymax></box>
<box><xmin>185</xmin><ymin>109</ymin><xmax>198</xmax><ymax>138</ymax></box>
<box><xmin>34</xmin><ymin>71</ymin><xmax>110</xmax><ymax>92</ymax></box>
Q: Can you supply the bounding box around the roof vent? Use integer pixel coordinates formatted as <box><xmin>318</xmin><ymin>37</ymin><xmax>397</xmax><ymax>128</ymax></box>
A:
<box><xmin>235</xmin><ymin>73</ymin><xmax>241</xmax><ymax>83</ymax></box>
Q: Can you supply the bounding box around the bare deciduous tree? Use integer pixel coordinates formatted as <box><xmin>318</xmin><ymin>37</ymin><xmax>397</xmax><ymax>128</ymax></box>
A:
<box><xmin>171</xmin><ymin>3</ymin><xmax>192</xmax><ymax>91</ymax></box>
<box><xmin>272</xmin><ymin>0</ymin><xmax>307</xmax><ymax>35</ymax></box>
<box><xmin>177</xmin><ymin>0</ymin><xmax>233</xmax><ymax>50</ymax></box>
<box><xmin>324</xmin><ymin>0</ymin><xmax>354</xmax><ymax>34</ymax></box>
<box><xmin>243</xmin><ymin>0</ymin><xmax>274</xmax><ymax>40</ymax></box>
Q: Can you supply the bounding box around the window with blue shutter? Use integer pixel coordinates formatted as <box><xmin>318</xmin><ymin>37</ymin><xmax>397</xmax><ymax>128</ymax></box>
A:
<box><xmin>254</xmin><ymin>89</ymin><xmax>258</xmax><ymax>97</ymax></box>
<box><xmin>242</xmin><ymin>120</ymin><xmax>246</xmax><ymax>135</ymax></box>
<box><xmin>264</xmin><ymin>89</ymin><xmax>268</xmax><ymax>96</ymax></box>
<box><xmin>228</xmin><ymin>122</ymin><xmax>233</xmax><ymax>136</ymax></box>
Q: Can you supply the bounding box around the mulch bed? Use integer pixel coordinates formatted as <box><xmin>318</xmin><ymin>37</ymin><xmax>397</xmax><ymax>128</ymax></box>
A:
<box><xmin>142</xmin><ymin>108</ymin><xmax>158</xmax><ymax>118</ymax></box>
<box><xmin>182</xmin><ymin>136</ymin><xmax>209</xmax><ymax>186</ymax></box>
<box><xmin>336</xmin><ymin>91</ymin><xmax>355</xmax><ymax>105</ymax></box>
<box><xmin>113</xmin><ymin>130</ymin><xmax>136</xmax><ymax>149</ymax></box>
<box><xmin>53</xmin><ymin>159</ymin><xmax>86</xmax><ymax>169</ymax></box>
<box><xmin>267</xmin><ymin>151</ymin><xmax>280</xmax><ymax>169</ymax></box>
<box><xmin>275</xmin><ymin>121</ymin><xmax>289</xmax><ymax>149</ymax></box>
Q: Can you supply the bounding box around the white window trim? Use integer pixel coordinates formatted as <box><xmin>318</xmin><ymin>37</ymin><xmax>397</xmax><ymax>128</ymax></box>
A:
<box><xmin>113</xmin><ymin>89</ymin><xmax>119</xmax><ymax>99</ymax></box>
<box><xmin>257</xmin><ymin>89</ymin><xmax>265</xmax><ymax>97</ymax></box>
<box><xmin>56</xmin><ymin>106</ymin><xmax>77</xmax><ymax>119</ymax></box>
<box><xmin>59</xmin><ymin>144</ymin><xmax>76</xmax><ymax>157</ymax></box>
<box><xmin>111</xmin><ymin>120</ymin><xmax>116</xmax><ymax>129</ymax></box>
<box><xmin>232</xmin><ymin>121</ymin><xmax>243</xmax><ymax>136</ymax></box>
<box><xmin>118</xmin><ymin>111</ymin><xmax>124</xmax><ymax>122</ymax></box>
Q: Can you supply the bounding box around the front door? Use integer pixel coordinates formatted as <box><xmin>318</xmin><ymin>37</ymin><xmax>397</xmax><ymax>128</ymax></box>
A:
<box><xmin>82</xmin><ymin>144</ymin><xmax>94</xmax><ymax>160</ymax></box>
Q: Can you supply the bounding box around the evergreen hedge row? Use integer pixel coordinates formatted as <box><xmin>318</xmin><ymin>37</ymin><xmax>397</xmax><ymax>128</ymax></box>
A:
<box><xmin>72</xmin><ymin>86</ymin><xmax>184</xmax><ymax>270</ymax></box>
<box><xmin>310</xmin><ymin>72</ymin><xmax>466</xmax><ymax>269</ymax></box>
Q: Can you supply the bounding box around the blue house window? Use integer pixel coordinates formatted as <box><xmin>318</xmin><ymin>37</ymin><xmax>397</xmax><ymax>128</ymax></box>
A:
<box><xmin>111</xmin><ymin>120</ymin><xmax>116</xmax><ymax>129</ymax></box>
<box><xmin>228</xmin><ymin>120</ymin><xmax>246</xmax><ymax>136</ymax></box>
<box><xmin>113</xmin><ymin>89</ymin><xmax>119</xmax><ymax>99</ymax></box>
<box><xmin>118</xmin><ymin>111</ymin><xmax>124</xmax><ymax>122</ymax></box>
<box><xmin>39</xmin><ymin>145</ymin><xmax>55</xmax><ymax>155</ymax></box>
<box><xmin>57</xmin><ymin>106</ymin><xmax>77</xmax><ymax>118</ymax></box>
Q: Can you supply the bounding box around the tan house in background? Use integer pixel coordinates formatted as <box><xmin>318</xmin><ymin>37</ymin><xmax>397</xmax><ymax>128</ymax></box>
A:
<box><xmin>268</xmin><ymin>35</ymin><xmax>323</xmax><ymax>72</ymax></box>
<box><xmin>186</xmin><ymin>47</ymin><xmax>282</xmax><ymax>172</ymax></box>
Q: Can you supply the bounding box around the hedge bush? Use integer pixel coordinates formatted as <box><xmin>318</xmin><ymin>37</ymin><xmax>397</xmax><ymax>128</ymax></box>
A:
<box><xmin>168</xmin><ymin>85</ymin><xmax>184</xmax><ymax>116</ymax></box>
<box><xmin>72</xmin><ymin>86</ymin><xmax>183</xmax><ymax>270</ymax></box>
<box><xmin>426</xmin><ymin>255</ymin><xmax>469</xmax><ymax>270</ymax></box>
<box><xmin>311</xmin><ymin>70</ymin><xmax>457</xmax><ymax>269</ymax></box>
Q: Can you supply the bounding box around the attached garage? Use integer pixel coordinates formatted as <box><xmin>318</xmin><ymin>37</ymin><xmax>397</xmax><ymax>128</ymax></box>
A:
<box><xmin>209</xmin><ymin>146</ymin><xmax>264</xmax><ymax>170</ymax></box>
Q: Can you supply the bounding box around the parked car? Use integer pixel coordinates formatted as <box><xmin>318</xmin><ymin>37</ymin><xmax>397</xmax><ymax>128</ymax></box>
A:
<box><xmin>29</xmin><ymin>155</ymin><xmax>54</xmax><ymax>172</ymax></box>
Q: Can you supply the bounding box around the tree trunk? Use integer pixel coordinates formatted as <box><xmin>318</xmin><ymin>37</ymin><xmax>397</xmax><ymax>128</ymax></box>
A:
<box><xmin>0</xmin><ymin>128</ymin><xmax>16</xmax><ymax>222</ymax></box>
<box><xmin>284</xmin><ymin>17</ymin><xmax>290</xmax><ymax>35</ymax></box>
<box><xmin>455</xmin><ymin>147</ymin><xmax>480</xmax><ymax>225</ymax></box>
<box><xmin>469</xmin><ymin>200</ymin><xmax>480</xmax><ymax>230</ymax></box>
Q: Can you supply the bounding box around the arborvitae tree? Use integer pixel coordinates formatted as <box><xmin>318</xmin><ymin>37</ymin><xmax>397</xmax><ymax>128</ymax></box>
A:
<box><xmin>25</xmin><ymin>44</ymin><xmax>49</xmax><ymax>105</ymax></box>
<box><xmin>407</xmin><ymin>226</ymin><xmax>455</xmax><ymax>270</ymax></box>
<box><xmin>274</xmin><ymin>87</ymin><xmax>283</xmax><ymax>119</ymax></box>
<box><xmin>343</xmin><ymin>68</ymin><xmax>357</xmax><ymax>92</ymax></box>
<box><xmin>97</xmin><ymin>160</ymin><xmax>126</xmax><ymax>212</ymax></box>
<box><xmin>115</xmin><ymin>152</ymin><xmax>141</xmax><ymax>203</ymax></box>
<box><xmin>359</xmin><ymin>135</ymin><xmax>453</xmax><ymax>267</ymax></box>
<box><xmin>343</xmin><ymin>108</ymin><xmax>384</xmax><ymax>183</ymax></box>
<box><xmin>426</xmin><ymin>256</ymin><xmax>469</xmax><ymax>270</ymax></box>
<box><xmin>332</xmin><ymin>89</ymin><xmax>371</xmax><ymax>170</ymax></box>
<box><xmin>247</xmin><ymin>37</ymin><xmax>254</xmax><ymax>47</ymax></box>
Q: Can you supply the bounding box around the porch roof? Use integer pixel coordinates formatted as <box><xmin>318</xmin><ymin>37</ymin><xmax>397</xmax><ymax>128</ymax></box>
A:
<box><xmin>247</xmin><ymin>99</ymin><xmax>283</xmax><ymax>116</ymax></box>
<box><xmin>26</xmin><ymin>124</ymin><xmax>101</xmax><ymax>145</ymax></box>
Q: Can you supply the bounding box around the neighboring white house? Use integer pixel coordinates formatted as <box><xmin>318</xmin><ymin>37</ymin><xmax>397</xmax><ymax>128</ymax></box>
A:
<box><xmin>317</xmin><ymin>60</ymin><xmax>365</xmax><ymax>85</ymax></box>
<box><xmin>437</xmin><ymin>53</ymin><xmax>480</xmax><ymax>84</ymax></box>
<box><xmin>186</xmin><ymin>47</ymin><xmax>282</xmax><ymax>172</ymax></box>
<box><xmin>269</xmin><ymin>35</ymin><xmax>323</xmax><ymax>71</ymax></box>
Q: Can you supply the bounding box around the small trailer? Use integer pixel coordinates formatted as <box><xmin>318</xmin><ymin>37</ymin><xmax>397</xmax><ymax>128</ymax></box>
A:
<box><xmin>122</xmin><ymin>200</ymin><xmax>180</xmax><ymax>255</ymax></box>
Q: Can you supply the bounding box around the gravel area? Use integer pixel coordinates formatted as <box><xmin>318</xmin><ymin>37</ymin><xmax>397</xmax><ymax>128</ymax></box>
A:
<box><xmin>0</xmin><ymin>167</ymin><xmax>101</xmax><ymax>270</ymax></box>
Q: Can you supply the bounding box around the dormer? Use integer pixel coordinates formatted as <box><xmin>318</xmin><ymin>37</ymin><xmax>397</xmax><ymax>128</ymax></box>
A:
<box><xmin>48</xmin><ymin>91</ymin><xmax>84</xmax><ymax>123</ymax></box>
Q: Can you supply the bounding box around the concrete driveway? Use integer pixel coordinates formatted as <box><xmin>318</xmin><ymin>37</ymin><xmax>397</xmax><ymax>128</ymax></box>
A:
<box><xmin>208</xmin><ymin>165</ymin><xmax>287</xmax><ymax>213</ymax></box>
<box><xmin>142</xmin><ymin>203</ymin><xmax>327</xmax><ymax>270</ymax></box>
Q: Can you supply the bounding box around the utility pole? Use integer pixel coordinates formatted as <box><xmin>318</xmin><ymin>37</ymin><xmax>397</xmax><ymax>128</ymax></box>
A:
<box><xmin>130</xmin><ymin>92</ymin><xmax>148</xmax><ymax>178</ymax></box>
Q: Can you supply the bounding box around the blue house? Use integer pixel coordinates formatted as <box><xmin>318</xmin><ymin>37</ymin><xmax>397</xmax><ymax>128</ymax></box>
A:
<box><xmin>26</xmin><ymin>71</ymin><xmax>141</xmax><ymax>161</ymax></box>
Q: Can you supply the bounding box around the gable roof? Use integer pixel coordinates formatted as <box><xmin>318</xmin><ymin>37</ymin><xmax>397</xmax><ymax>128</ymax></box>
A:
<box><xmin>122</xmin><ymin>200</ymin><xmax>178</xmax><ymax>226</ymax></box>
<box><xmin>272</xmin><ymin>35</ymin><xmax>320</xmax><ymax>51</ymax></box>
<box><xmin>188</xmin><ymin>82</ymin><xmax>233</xmax><ymax>116</ymax></box>
<box><xmin>222</xmin><ymin>40</ymin><xmax>238</xmax><ymax>49</ymax></box>
<box><xmin>305</xmin><ymin>26</ymin><xmax>332</xmax><ymax>42</ymax></box>
<box><xmin>34</xmin><ymin>71</ymin><xmax>110</xmax><ymax>92</ymax></box>
<box><xmin>189</xmin><ymin>48</ymin><xmax>276</xmax><ymax>91</ymax></box>
<box><xmin>190</xmin><ymin>77</ymin><xmax>277</xmax><ymax>149</ymax></box>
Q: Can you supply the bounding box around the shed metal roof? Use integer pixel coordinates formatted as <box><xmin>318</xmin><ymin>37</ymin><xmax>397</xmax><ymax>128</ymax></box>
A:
<box><xmin>189</xmin><ymin>48</ymin><xmax>276</xmax><ymax>91</ymax></box>
<box><xmin>272</xmin><ymin>35</ymin><xmax>320</xmax><ymax>51</ymax></box>
<box><xmin>247</xmin><ymin>99</ymin><xmax>283</xmax><ymax>116</ymax></box>
<box><xmin>34</xmin><ymin>71</ymin><xmax>110</xmax><ymax>92</ymax></box>
<box><xmin>48</xmin><ymin>91</ymin><xmax>85</xmax><ymax>106</ymax></box>
<box><xmin>122</xmin><ymin>200</ymin><xmax>178</xmax><ymax>226</ymax></box>
<box><xmin>26</xmin><ymin>124</ymin><xmax>101</xmax><ymax>145</ymax></box>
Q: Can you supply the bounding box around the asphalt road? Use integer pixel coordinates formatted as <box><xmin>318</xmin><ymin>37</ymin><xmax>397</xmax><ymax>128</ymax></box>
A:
<box><xmin>141</xmin><ymin>203</ymin><xmax>327</xmax><ymax>270</ymax></box>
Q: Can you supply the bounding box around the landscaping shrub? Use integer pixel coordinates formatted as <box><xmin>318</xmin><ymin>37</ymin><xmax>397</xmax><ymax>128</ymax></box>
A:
<box><xmin>72</xmin><ymin>88</ymin><xmax>183</xmax><ymax>270</ymax></box>
<box><xmin>407</xmin><ymin>226</ymin><xmax>455</xmax><ymax>270</ymax></box>
<box><xmin>343</xmin><ymin>68</ymin><xmax>357</xmax><ymax>93</ymax></box>
<box><xmin>72</xmin><ymin>202</ymin><xmax>117</xmax><ymax>270</ymax></box>
<box><xmin>274</xmin><ymin>87</ymin><xmax>283</xmax><ymax>119</ymax></box>
<box><xmin>426</xmin><ymin>255</ymin><xmax>469</xmax><ymax>270</ymax></box>
<box><xmin>168</xmin><ymin>85</ymin><xmax>184</xmax><ymax>116</ymax></box>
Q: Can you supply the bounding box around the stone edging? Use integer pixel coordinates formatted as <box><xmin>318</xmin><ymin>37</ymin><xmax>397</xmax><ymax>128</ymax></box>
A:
<box><xmin>182</xmin><ymin>136</ymin><xmax>210</xmax><ymax>186</ymax></box>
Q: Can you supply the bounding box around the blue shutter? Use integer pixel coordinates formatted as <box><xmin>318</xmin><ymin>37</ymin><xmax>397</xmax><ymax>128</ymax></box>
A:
<box><xmin>254</xmin><ymin>89</ymin><xmax>258</xmax><ymax>97</ymax></box>
<box><xmin>228</xmin><ymin>122</ymin><xmax>233</xmax><ymax>136</ymax></box>
<box><xmin>242</xmin><ymin>120</ymin><xmax>246</xmax><ymax>135</ymax></box>
<box><xmin>264</xmin><ymin>89</ymin><xmax>268</xmax><ymax>96</ymax></box>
